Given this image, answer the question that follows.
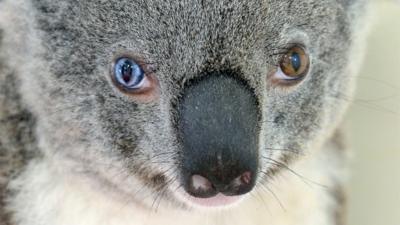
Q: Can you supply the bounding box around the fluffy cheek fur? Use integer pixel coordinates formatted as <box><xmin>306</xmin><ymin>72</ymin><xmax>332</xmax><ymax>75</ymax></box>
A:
<box><xmin>0</xmin><ymin>1</ymin><xmax>178</xmax><ymax>205</ymax></box>
<box><xmin>20</xmin><ymin>87</ymin><xmax>181</xmax><ymax>209</ymax></box>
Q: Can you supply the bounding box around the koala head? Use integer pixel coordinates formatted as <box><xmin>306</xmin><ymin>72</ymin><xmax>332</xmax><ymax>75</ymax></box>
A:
<box><xmin>9</xmin><ymin>0</ymin><xmax>367</xmax><ymax>210</ymax></box>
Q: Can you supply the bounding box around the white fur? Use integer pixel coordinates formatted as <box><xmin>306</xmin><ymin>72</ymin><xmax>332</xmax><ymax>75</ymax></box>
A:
<box><xmin>8</xmin><ymin>143</ymin><xmax>342</xmax><ymax>225</ymax></box>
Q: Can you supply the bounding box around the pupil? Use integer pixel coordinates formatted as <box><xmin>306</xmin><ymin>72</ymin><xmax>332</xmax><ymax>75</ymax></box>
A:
<box><xmin>121</xmin><ymin>61</ymin><xmax>133</xmax><ymax>83</ymax></box>
<box><xmin>291</xmin><ymin>52</ymin><xmax>301</xmax><ymax>72</ymax></box>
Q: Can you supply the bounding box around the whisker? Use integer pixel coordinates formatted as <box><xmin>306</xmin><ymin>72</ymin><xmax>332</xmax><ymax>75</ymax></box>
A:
<box><xmin>331</xmin><ymin>93</ymin><xmax>400</xmax><ymax>116</ymax></box>
<box><xmin>257</xmin><ymin>179</ymin><xmax>286</xmax><ymax>212</ymax></box>
<box><xmin>250</xmin><ymin>190</ymin><xmax>272</xmax><ymax>215</ymax></box>
<box><xmin>264</xmin><ymin>147</ymin><xmax>303</xmax><ymax>155</ymax></box>
<box><xmin>261</xmin><ymin>156</ymin><xmax>327</xmax><ymax>189</ymax></box>
<box><xmin>151</xmin><ymin>174</ymin><xmax>178</xmax><ymax>212</ymax></box>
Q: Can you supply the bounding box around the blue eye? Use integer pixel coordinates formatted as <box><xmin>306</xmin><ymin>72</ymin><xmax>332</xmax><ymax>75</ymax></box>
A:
<box><xmin>114</xmin><ymin>58</ymin><xmax>145</xmax><ymax>89</ymax></box>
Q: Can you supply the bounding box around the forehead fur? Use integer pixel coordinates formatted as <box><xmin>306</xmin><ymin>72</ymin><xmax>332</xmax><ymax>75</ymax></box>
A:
<box><xmin>31</xmin><ymin>0</ymin><xmax>356</xmax><ymax>82</ymax></box>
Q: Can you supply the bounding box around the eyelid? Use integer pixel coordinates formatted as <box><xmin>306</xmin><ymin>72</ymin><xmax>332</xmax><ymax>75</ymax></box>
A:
<box><xmin>131</xmin><ymin>75</ymin><xmax>151</xmax><ymax>90</ymax></box>
<box><xmin>274</xmin><ymin>67</ymin><xmax>307</xmax><ymax>81</ymax></box>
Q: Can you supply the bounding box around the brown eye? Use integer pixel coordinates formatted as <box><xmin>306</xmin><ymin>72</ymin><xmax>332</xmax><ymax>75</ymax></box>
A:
<box><xmin>279</xmin><ymin>46</ymin><xmax>309</xmax><ymax>79</ymax></box>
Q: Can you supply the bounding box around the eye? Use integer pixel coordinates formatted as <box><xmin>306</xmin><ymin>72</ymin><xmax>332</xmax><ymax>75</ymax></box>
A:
<box><xmin>276</xmin><ymin>46</ymin><xmax>310</xmax><ymax>81</ymax></box>
<box><xmin>113</xmin><ymin>57</ymin><xmax>146</xmax><ymax>90</ymax></box>
<box><xmin>110</xmin><ymin>55</ymin><xmax>160</xmax><ymax>102</ymax></box>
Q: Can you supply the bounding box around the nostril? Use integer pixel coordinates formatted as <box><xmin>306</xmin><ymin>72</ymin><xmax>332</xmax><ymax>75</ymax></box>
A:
<box><xmin>192</xmin><ymin>175</ymin><xmax>213</xmax><ymax>191</ymax></box>
<box><xmin>229</xmin><ymin>171</ymin><xmax>252</xmax><ymax>187</ymax></box>
<box><xmin>240</xmin><ymin>171</ymin><xmax>252</xmax><ymax>185</ymax></box>
<box><xmin>221</xmin><ymin>171</ymin><xmax>254</xmax><ymax>196</ymax></box>
<box><xmin>185</xmin><ymin>171</ymin><xmax>255</xmax><ymax>197</ymax></box>
<box><xmin>186</xmin><ymin>175</ymin><xmax>217</xmax><ymax>198</ymax></box>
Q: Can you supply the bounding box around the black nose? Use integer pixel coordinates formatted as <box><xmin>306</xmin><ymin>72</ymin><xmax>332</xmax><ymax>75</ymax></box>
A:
<box><xmin>178</xmin><ymin>73</ymin><xmax>260</xmax><ymax>198</ymax></box>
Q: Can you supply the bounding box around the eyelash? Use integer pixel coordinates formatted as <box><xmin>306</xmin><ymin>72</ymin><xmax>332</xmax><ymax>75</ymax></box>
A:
<box><xmin>265</xmin><ymin>43</ymin><xmax>307</xmax><ymax>65</ymax></box>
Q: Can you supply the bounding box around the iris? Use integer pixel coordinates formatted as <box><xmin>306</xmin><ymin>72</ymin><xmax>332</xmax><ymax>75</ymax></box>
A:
<box><xmin>114</xmin><ymin>58</ymin><xmax>145</xmax><ymax>89</ymax></box>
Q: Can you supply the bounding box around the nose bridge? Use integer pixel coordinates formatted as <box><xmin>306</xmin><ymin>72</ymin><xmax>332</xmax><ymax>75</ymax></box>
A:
<box><xmin>178</xmin><ymin>73</ymin><xmax>260</xmax><ymax>193</ymax></box>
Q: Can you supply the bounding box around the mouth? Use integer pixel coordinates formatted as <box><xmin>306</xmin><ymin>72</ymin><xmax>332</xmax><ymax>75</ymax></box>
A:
<box><xmin>180</xmin><ymin>191</ymin><xmax>245</xmax><ymax>208</ymax></box>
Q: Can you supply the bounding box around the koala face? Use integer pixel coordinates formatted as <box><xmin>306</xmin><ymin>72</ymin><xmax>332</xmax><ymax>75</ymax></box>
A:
<box><xmin>15</xmin><ymin>0</ymin><xmax>365</xmax><ymax>209</ymax></box>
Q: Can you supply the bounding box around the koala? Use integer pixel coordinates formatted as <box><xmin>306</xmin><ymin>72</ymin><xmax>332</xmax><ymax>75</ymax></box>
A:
<box><xmin>0</xmin><ymin>0</ymin><xmax>370</xmax><ymax>225</ymax></box>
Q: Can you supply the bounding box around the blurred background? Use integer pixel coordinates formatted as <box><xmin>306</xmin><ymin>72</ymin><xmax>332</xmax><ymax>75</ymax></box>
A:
<box><xmin>346</xmin><ymin>1</ymin><xmax>400</xmax><ymax>225</ymax></box>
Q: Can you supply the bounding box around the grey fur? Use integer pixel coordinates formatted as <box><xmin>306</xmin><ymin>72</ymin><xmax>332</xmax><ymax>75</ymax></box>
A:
<box><xmin>0</xmin><ymin>0</ymin><xmax>369</xmax><ymax>224</ymax></box>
